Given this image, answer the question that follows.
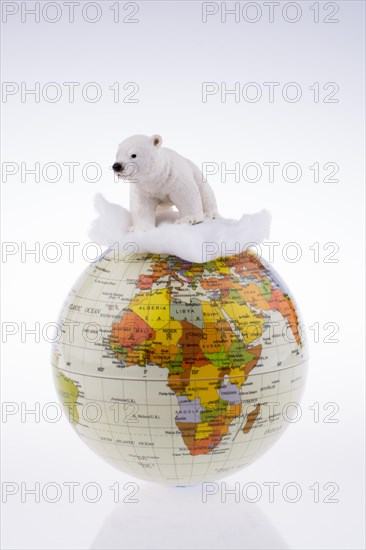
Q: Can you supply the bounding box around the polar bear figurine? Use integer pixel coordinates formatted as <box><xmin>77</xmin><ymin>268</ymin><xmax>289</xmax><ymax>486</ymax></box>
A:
<box><xmin>113</xmin><ymin>134</ymin><xmax>219</xmax><ymax>231</ymax></box>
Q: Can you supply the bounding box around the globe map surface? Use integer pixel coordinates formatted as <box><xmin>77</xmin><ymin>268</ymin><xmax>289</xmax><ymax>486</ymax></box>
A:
<box><xmin>52</xmin><ymin>251</ymin><xmax>308</xmax><ymax>485</ymax></box>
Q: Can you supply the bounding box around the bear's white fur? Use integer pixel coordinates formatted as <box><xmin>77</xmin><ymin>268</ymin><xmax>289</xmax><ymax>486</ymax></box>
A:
<box><xmin>114</xmin><ymin>134</ymin><xmax>218</xmax><ymax>231</ymax></box>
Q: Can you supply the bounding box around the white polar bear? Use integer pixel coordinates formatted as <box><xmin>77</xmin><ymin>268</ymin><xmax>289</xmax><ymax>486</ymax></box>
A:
<box><xmin>113</xmin><ymin>134</ymin><xmax>219</xmax><ymax>231</ymax></box>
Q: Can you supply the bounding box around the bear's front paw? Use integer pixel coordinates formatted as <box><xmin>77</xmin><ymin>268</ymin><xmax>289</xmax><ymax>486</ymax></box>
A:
<box><xmin>175</xmin><ymin>215</ymin><xmax>204</xmax><ymax>225</ymax></box>
<box><xmin>205</xmin><ymin>211</ymin><xmax>220</xmax><ymax>220</ymax></box>
<box><xmin>127</xmin><ymin>224</ymin><xmax>155</xmax><ymax>232</ymax></box>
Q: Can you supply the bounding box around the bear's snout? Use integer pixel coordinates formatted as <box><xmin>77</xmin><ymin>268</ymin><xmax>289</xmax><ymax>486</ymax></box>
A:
<box><xmin>112</xmin><ymin>162</ymin><xmax>123</xmax><ymax>173</ymax></box>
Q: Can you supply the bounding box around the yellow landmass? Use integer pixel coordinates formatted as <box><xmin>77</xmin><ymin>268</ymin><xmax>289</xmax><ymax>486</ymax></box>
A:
<box><xmin>221</xmin><ymin>301</ymin><xmax>264</xmax><ymax>344</ymax></box>
<box><xmin>55</xmin><ymin>370</ymin><xmax>79</xmax><ymax>424</ymax></box>
<box><xmin>214</xmin><ymin>258</ymin><xmax>231</xmax><ymax>274</ymax></box>
<box><xmin>201</xmin><ymin>301</ymin><xmax>227</xmax><ymax>324</ymax></box>
<box><xmin>195</xmin><ymin>421</ymin><xmax>214</xmax><ymax>440</ymax></box>
<box><xmin>227</xmin><ymin>367</ymin><xmax>247</xmax><ymax>388</ymax></box>
<box><xmin>155</xmin><ymin>320</ymin><xmax>182</xmax><ymax>346</ymax></box>
<box><xmin>184</xmin><ymin>363</ymin><xmax>221</xmax><ymax>406</ymax></box>
<box><xmin>128</xmin><ymin>288</ymin><xmax>170</xmax><ymax>331</ymax></box>
<box><xmin>236</xmin><ymin>283</ymin><xmax>271</xmax><ymax>311</ymax></box>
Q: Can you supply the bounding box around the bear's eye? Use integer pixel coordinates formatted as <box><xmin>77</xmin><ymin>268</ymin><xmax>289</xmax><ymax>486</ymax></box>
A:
<box><xmin>131</xmin><ymin>154</ymin><xmax>137</xmax><ymax>159</ymax></box>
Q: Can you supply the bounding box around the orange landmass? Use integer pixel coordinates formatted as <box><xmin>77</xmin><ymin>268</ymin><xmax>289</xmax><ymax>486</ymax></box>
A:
<box><xmin>243</xmin><ymin>404</ymin><xmax>261</xmax><ymax>434</ymax></box>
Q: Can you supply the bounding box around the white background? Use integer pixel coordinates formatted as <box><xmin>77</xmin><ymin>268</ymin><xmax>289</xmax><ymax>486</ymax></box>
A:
<box><xmin>1</xmin><ymin>1</ymin><xmax>365</xmax><ymax>548</ymax></box>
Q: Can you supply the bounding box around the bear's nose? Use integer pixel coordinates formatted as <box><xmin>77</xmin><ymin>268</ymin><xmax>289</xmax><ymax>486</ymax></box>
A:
<box><xmin>112</xmin><ymin>162</ymin><xmax>123</xmax><ymax>172</ymax></box>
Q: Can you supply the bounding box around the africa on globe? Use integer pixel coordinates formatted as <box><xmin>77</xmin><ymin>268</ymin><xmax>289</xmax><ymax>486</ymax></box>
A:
<box><xmin>52</xmin><ymin>250</ymin><xmax>308</xmax><ymax>485</ymax></box>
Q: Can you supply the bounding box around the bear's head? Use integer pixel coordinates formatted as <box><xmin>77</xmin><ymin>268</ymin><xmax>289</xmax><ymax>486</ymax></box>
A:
<box><xmin>113</xmin><ymin>134</ymin><xmax>162</xmax><ymax>182</ymax></box>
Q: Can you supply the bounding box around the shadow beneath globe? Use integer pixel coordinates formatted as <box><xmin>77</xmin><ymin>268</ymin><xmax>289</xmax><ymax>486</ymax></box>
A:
<box><xmin>90</xmin><ymin>481</ymin><xmax>289</xmax><ymax>550</ymax></box>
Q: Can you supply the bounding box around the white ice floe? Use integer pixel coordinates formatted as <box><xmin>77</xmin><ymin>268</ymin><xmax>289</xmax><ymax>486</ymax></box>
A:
<box><xmin>89</xmin><ymin>194</ymin><xmax>271</xmax><ymax>263</ymax></box>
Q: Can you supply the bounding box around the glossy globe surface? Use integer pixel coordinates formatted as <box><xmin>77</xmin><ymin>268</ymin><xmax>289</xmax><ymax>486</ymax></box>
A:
<box><xmin>52</xmin><ymin>251</ymin><xmax>308</xmax><ymax>485</ymax></box>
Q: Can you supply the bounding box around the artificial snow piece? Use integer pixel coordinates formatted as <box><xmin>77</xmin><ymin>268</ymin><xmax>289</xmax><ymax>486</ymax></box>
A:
<box><xmin>90</xmin><ymin>194</ymin><xmax>271</xmax><ymax>264</ymax></box>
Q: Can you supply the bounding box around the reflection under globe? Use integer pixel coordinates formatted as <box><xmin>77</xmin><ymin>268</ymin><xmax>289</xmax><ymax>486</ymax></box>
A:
<box><xmin>91</xmin><ymin>483</ymin><xmax>289</xmax><ymax>550</ymax></box>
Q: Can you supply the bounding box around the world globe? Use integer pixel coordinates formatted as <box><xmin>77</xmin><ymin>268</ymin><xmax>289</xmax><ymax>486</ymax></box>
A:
<box><xmin>52</xmin><ymin>250</ymin><xmax>308</xmax><ymax>485</ymax></box>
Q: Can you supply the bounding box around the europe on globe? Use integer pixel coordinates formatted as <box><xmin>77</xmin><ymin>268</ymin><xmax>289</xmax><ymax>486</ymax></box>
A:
<box><xmin>52</xmin><ymin>250</ymin><xmax>308</xmax><ymax>485</ymax></box>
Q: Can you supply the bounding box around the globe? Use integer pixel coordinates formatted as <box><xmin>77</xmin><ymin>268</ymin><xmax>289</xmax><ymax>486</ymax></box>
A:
<box><xmin>52</xmin><ymin>250</ymin><xmax>308</xmax><ymax>485</ymax></box>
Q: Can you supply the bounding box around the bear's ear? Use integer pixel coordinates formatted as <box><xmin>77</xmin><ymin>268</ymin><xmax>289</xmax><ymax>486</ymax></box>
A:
<box><xmin>151</xmin><ymin>134</ymin><xmax>162</xmax><ymax>148</ymax></box>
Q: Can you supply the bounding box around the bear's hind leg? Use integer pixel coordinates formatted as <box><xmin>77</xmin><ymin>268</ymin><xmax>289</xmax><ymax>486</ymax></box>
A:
<box><xmin>192</xmin><ymin>169</ymin><xmax>219</xmax><ymax>219</ymax></box>
<box><xmin>169</xmin><ymin>179</ymin><xmax>204</xmax><ymax>225</ymax></box>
